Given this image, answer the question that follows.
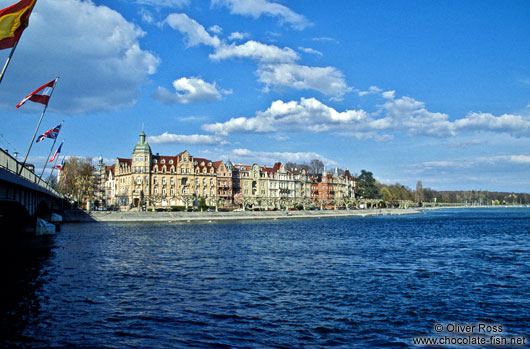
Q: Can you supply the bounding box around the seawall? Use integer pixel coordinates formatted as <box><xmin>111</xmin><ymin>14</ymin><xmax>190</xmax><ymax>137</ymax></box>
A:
<box><xmin>67</xmin><ymin>208</ymin><xmax>421</xmax><ymax>223</ymax></box>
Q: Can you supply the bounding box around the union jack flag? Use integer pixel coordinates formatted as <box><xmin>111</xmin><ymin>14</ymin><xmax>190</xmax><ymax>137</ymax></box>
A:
<box><xmin>36</xmin><ymin>122</ymin><xmax>62</xmax><ymax>143</ymax></box>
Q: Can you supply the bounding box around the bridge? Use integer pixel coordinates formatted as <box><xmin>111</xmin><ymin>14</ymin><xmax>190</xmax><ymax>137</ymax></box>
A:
<box><xmin>0</xmin><ymin>148</ymin><xmax>65</xmax><ymax>233</ymax></box>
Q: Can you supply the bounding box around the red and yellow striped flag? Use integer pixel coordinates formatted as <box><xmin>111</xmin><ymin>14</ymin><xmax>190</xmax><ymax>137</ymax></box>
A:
<box><xmin>0</xmin><ymin>0</ymin><xmax>37</xmax><ymax>50</ymax></box>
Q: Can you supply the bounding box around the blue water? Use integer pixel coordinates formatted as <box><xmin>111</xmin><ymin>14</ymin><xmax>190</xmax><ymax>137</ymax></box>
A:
<box><xmin>2</xmin><ymin>208</ymin><xmax>530</xmax><ymax>347</ymax></box>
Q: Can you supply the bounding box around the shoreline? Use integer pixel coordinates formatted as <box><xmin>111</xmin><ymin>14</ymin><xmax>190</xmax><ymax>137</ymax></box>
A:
<box><xmin>67</xmin><ymin>208</ymin><xmax>422</xmax><ymax>223</ymax></box>
<box><xmin>63</xmin><ymin>205</ymin><xmax>528</xmax><ymax>224</ymax></box>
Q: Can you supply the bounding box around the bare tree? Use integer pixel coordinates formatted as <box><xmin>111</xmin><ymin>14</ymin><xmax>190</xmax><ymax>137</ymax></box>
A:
<box><xmin>309</xmin><ymin>159</ymin><xmax>324</xmax><ymax>176</ymax></box>
<box><xmin>415</xmin><ymin>180</ymin><xmax>424</xmax><ymax>203</ymax></box>
<box><xmin>57</xmin><ymin>157</ymin><xmax>96</xmax><ymax>205</ymax></box>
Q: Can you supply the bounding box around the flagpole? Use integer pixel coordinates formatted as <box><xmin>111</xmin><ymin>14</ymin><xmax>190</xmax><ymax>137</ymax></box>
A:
<box><xmin>19</xmin><ymin>77</ymin><xmax>60</xmax><ymax>176</ymax></box>
<box><xmin>0</xmin><ymin>39</ymin><xmax>18</xmax><ymax>87</ymax></box>
<box><xmin>47</xmin><ymin>153</ymin><xmax>64</xmax><ymax>186</ymax></box>
<box><xmin>39</xmin><ymin>136</ymin><xmax>58</xmax><ymax>180</ymax></box>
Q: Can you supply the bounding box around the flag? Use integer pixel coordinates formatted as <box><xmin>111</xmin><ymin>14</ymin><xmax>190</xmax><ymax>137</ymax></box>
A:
<box><xmin>55</xmin><ymin>159</ymin><xmax>64</xmax><ymax>181</ymax></box>
<box><xmin>16</xmin><ymin>78</ymin><xmax>56</xmax><ymax>108</ymax></box>
<box><xmin>36</xmin><ymin>122</ymin><xmax>62</xmax><ymax>143</ymax></box>
<box><xmin>49</xmin><ymin>141</ymin><xmax>62</xmax><ymax>162</ymax></box>
<box><xmin>61</xmin><ymin>167</ymin><xmax>68</xmax><ymax>184</ymax></box>
<box><xmin>53</xmin><ymin>157</ymin><xmax>63</xmax><ymax>170</ymax></box>
<box><xmin>0</xmin><ymin>0</ymin><xmax>37</xmax><ymax>50</ymax></box>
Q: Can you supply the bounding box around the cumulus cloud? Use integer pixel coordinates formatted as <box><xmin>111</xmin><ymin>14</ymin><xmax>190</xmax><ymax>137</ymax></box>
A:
<box><xmin>165</xmin><ymin>13</ymin><xmax>221</xmax><ymax>47</ymax></box>
<box><xmin>228</xmin><ymin>31</ymin><xmax>250</xmax><ymax>41</ymax></box>
<box><xmin>257</xmin><ymin>63</ymin><xmax>350</xmax><ymax>98</ymax></box>
<box><xmin>452</xmin><ymin>112</ymin><xmax>530</xmax><ymax>137</ymax></box>
<box><xmin>208</xmin><ymin>24</ymin><xmax>223</xmax><ymax>34</ymax></box>
<box><xmin>229</xmin><ymin>148</ymin><xmax>337</xmax><ymax>167</ymax></box>
<box><xmin>137</xmin><ymin>0</ymin><xmax>190</xmax><ymax>7</ymax></box>
<box><xmin>0</xmin><ymin>0</ymin><xmax>159</xmax><ymax>114</ymax></box>
<box><xmin>148</xmin><ymin>132</ymin><xmax>225</xmax><ymax>145</ymax></box>
<box><xmin>165</xmin><ymin>13</ymin><xmax>350</xmax><ymax>99</ymax></box>
<box><xmin>202</xmin><ymin>92</ymin><xmax>530</xmax><ymax>139</ymax></box>
<box><xmin>202</xmin><ymin>97</ymin><xmax>369</xmax><ymax>136</ymax></box>
<box><xmin>298</xmin><ymin>46</ymin><xmax>322</xmax><ymax>56</ymax></box>
<box><xmin>209</xmin><ymin>40</ymin><xmax>299</xmax><ymax>62</ymax></box>
<box><xmin>153</xmin><ymin>77</ymin><xmax>231</xmax><ymax>104</ymax></box>
<box><xmin>358</xmin><ymin>86</ymin><xmax>383</xmax><ymax>96</ymax></box>
<box><xmin>211</xmin><ymin>0</ymin><xmax>311</xmax><ymax>30</ymax></box>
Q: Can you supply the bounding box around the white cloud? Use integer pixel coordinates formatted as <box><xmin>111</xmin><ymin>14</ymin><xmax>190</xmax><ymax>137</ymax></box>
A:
<box><xmin>0</xmin><ymin>0</ymin><xmax>159</xmax><ymax>115</ymax></box>
<box><xmin>148</xmin><ymin>132</ymin><xmax>225</xmax><ymax>145</ymax></box>
<box><xmin>228</xmin><ymin>31</ymin><xmax>250</xmax><ymax>41</ymax></box>
<box><xmin>211</xmin><ymin>0</ymin><xmax>311</xmax><ymax>30</ymax></box>
<box><xmin>165</xmin><ymin>13</ymin><xmax>221</xmax><ymax>47</ymax></box>
<box><xmin>380</xmin><ymin>95</ymin><xmax>454</xmax><ymax>136</ymax></box>
<box><xmin>257</xmin><ymin>63</ymin><xmax>350</xmax><ymax>98</ymax></box>
<box><xmin>209</xmin><ymin>40</ymin><xmax>299</xmax><ymax>62</ymax></box>
<box><xmin>453</xmin><ymin>112</ymin><xmax>530</xmax><ymax>137</ymax></box>
<box><xmin>358</xmin><ymin>86</ymin><xmax>383</xmax><ymax>96</ymax></box>
<box><xmin>229</xmin><ymin>148</ymin><xmax>337</xmax><ymax>167</ymax></box>
<box><xmin>202</xmin><ymin>93</ymin><xmax>530</xmax><ymax>139</ymax></box>
<box><xmin>137</xmin><ymin>0</ymin><xmax>190</xmax><ymax>7</ymax></box>
<box><xmin>165</xmin><ymin>14</ymin><xmax>349</xmax><ymax>99</ymax></box>
<box><xmin>298</xmin><ymin>46</ymin><xmax>323</xmax><ymax>56</ymax></box>
<box><xmin>153</xmin><ymin>77</ymin><xmax>231</xmax><ymax>104</ymax></box>
<box><xmin>312</xmin><ymin>37</ymin><xmax>339</xmax><ymax>44</ymax></box>
<box><xmin>208</xmin><ymin>24</ymin><xmax>223</xmax><ymax>34</ymax></box>
<box><xmin>202</xmin><ymin>97</ymin><xmax>369</xmax><ymax>136</ymax></box>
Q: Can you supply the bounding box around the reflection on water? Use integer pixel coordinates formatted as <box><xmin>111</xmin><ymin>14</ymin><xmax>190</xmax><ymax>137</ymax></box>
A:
<box><xmin>2</xmin><ymin>208</ymin><xmax>530</xmax><ymax>347</ymax></box>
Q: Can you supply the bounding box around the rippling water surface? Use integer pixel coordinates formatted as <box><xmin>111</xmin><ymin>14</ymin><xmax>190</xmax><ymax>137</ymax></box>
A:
<box><xmin>2</xmin><ymin>208</ymin><xmax>530</xmax><ymax>347</ymax></box>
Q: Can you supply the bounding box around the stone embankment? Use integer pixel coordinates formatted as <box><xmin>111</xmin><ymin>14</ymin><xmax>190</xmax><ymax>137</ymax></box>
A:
<box><xmin>64</xmin><ymin>208</ymin><xmax>421</xmax><ymax>223</ymax></box>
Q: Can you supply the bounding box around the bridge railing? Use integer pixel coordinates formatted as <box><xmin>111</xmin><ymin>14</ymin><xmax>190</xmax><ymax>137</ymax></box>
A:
<box><xmin>0</xmin><ymin>149</ymin><xmax>62</xmax><ymax>197</ymax></box>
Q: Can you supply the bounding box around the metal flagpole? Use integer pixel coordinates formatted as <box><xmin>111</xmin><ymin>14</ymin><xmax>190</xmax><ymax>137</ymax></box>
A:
<box><xmin>19</xmin><ymin>77</ymin><xmax>60</xmax><ymax>175</ymax></box>
<box><xmin>0</xmin><ymin>39</ymin><xmax>18</xmax><ymax>87</ymax></box>
<box><xmin>39</xmin><ymin>136</ymin><xmax>58</xmax><ymax>180</ymax></box>
<box><xmin>47</xmin><ymin>153</ymin><xmax>64</xmax><ymax>186</ymax></box>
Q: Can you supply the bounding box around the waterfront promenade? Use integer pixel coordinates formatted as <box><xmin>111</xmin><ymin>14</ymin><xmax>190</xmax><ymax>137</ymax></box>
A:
<box><xmin>66</xmin><ymin>208</ymin><xmax>421</xmax><ymax>223</ymax></box>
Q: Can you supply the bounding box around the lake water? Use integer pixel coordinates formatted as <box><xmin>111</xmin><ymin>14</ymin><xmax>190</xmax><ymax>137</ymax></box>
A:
<box><xmin>2</xmin><ymin>208</ymin><xmax>529</xmax><ymax>347</ymax></box>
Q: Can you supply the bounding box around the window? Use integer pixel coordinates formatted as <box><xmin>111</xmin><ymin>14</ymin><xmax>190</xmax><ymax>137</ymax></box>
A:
<box><xmin>154</xmin><ymin>177</ymin><xmax>158</xmax><ymax>185</ymax></box>
<box><xmin>162</xmin><ymin>177</ymin><xmax>166</xmax><ymax>185</ymax></box>
<box><xmin>154</xmin><ymin>187</ymin><xmax>158</xmax><ymax>195</ymax></box>
<box><xmin>170</xmin><ymin>178</ymin><xmax>174</xmax><ymax>185</ymax></box>
<box><xmin>162</xmin><ymin>187</ymin><xmax>166</xmax><ymax>196</ymax></box>
<box><xmin>136</xmin><ymin>176</ymin><xmax>141</xmax><ymax>184</ymax></box>
<box><xmin>170</xmin><ymin>188</ymin><xmax>174</xmax><ymax>196</ymax></box>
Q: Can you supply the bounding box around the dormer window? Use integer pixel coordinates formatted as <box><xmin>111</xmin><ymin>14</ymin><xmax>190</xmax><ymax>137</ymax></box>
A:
<box><xmin>169</xmin><ymin>159</ymin><xmax>173</xmax><ymax>164</ymax></box>
<box><xmin>161</xmin><ymin>159</ymin><xmax>165</xmax><ymax>164</ymax></box>
<box><xmin>201</xmin><ymin>161</ymin><xmax>205</xmax><ymax>166</ymax></box>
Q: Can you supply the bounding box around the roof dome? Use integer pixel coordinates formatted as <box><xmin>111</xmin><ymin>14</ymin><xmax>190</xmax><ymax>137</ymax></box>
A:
<box><xmin>133</xmin><ymin>131</ymin><xmax>152</xmax><ymax>154</ymax></box>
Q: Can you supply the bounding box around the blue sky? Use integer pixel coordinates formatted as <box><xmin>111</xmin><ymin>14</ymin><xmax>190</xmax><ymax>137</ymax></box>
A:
<box><xmin>1</xmin><ymin>0</ymin><xmax>529</xmax><ymax>192</ymax></box>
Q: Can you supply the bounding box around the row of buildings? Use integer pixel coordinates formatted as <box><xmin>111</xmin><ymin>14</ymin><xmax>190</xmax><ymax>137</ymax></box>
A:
<box><xmin>94</xmin><ymin>132</ymin><xmax>357</xmax><ymax>210</ymax></box>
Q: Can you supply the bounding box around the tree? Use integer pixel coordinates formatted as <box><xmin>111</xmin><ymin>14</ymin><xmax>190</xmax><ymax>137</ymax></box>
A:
<box><xmin>415</xmin><ymin>180</ymin><xmax>423</xmax><ymax>203</ymax></box>
<box><xmin>356</xmin><ymin>170</ymin><xmax>380</xmax><ymax>199</ymax></box>
<box><xmin>309</xmin><ymin>159</ymin><xmax>324</xmax><ymax>176</ymax></box>
<box><xmin>56</xmin><ymin>157</ymin><xmax>96</xmax><ymax>205</ymax></box>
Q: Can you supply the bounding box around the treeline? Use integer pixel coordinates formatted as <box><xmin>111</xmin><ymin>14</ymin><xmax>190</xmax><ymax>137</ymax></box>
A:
<box><xmin>353</xmin><ymin>170</ymin><xmax>529</xmax><ymax>205</ymax></box>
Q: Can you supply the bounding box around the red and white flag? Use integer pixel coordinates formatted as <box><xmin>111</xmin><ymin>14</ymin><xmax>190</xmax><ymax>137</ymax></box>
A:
<box><xmin>16</xmin><ymin>78</ymin><xmax>57</xmax><ymax>108</ymax></box>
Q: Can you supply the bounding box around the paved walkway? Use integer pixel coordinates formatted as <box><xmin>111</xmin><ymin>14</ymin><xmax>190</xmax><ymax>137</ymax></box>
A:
<box><xmin>65</xmin><ymin>208</ymin><xmax>421</xmax><ymax>223</ymax></box>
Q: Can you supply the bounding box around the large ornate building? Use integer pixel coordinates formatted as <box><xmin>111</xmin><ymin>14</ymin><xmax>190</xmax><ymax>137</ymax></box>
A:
<box><xmin>102</xmin><ymin>131</ymin><xmax>356</xmax><ymax>210</ymax></box>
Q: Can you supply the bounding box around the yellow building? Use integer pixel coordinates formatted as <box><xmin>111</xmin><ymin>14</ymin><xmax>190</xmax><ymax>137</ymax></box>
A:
<box><xmin>113</xmin><ymin>132</ymin><xmax>217</xmax><ymax>210</ymax></box>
